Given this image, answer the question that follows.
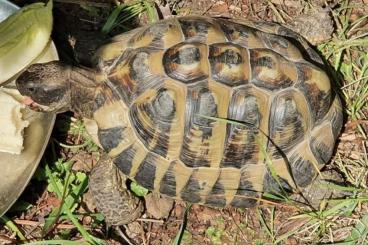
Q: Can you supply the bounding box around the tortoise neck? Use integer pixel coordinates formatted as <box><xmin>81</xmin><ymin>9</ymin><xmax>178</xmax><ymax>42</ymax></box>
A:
<box><xmin>69</xmin><ymin>66</ymin><xmax>98</xmax><ymax>118</ymax></box>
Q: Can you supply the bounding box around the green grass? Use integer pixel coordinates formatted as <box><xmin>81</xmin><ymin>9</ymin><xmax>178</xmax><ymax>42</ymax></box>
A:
<box><xmin>102</xmin><ymin>0</ymin><xmax>158</xmax><ymax>34</ymax></box>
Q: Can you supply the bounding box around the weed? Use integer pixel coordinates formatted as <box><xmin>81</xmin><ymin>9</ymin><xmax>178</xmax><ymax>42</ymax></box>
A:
<box><xmin>102</xmin><ymin>0</ymin><xmax>158</xmax><ymax>34</ymax></box>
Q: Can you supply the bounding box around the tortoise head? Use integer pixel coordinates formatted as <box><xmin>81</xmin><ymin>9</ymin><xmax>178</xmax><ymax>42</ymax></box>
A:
<box><xmin>16</xmin><ymin>61</ymin><xmax>71</xmax><ymax>113</ymax></box>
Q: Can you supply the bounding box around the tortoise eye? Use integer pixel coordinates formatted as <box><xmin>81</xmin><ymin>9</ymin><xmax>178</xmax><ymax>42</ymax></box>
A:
<box><xmin>27</xmin><ymin>87</ymin><xmax>36</xmax><ymax>93</ymax></box>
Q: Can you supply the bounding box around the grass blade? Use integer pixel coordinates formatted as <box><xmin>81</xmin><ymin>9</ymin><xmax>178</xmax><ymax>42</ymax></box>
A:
<box><xmin>173</xmin><ymin>204</ymin><xmax>192</xmax><ymax>245</ymax></box>
<box><xmin>0</xmin><ymin>215</ymin><xmax>26</xmax><ymax>241</ymax></box>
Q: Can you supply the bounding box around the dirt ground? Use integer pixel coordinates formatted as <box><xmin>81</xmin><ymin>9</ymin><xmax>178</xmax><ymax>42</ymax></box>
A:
<box><xmin>1</xmin><ymin>0</ymin><xmax>368</xmax><ymax>244</ymax></box>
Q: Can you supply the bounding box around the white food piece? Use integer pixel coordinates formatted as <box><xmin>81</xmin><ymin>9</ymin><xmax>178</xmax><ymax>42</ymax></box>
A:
<box><xmin>0</xmin><ymin>88</ymin><xmax>29</xmax><ymax>154</ymax></box>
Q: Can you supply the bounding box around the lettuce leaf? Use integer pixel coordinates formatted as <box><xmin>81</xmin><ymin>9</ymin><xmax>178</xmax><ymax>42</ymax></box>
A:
<box><xmin>0</xmin><ymin>1</ymin><xmax>53</xmax><ymax>83</ymax></box>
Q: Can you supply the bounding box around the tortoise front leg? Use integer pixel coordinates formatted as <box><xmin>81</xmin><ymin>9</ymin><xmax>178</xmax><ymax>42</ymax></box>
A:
<box><xmin>89</xmin><ymin>155</ymin><xmax>143</xmax><ymax>226</ymax></box>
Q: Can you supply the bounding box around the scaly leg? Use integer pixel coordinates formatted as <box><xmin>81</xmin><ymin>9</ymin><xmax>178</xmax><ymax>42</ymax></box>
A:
<box><xmin>89</xmin><ymin>155</ymin><xmax>143</xmax><ymax>226</ymax></box>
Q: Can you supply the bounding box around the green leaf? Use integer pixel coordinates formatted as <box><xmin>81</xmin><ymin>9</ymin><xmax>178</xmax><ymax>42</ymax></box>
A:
<box><xmin>0</xmin><ymin>0</ymin><xmax>53</xmax><ymax>82</ymax></box>
<box><xmin>130</xmin><ymin>181</ymin><xmax>149</xmax><ymax>196</ymax></box>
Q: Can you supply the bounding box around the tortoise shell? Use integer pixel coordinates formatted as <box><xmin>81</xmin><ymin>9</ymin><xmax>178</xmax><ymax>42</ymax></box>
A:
<box><xmin>91</xmin><ymin>16</ymin><xmax>342</xmax><ymax>207</ymax></box>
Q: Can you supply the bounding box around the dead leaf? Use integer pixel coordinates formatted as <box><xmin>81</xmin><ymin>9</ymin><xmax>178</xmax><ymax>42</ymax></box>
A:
<box><xmin>144</xmin><ymin>193</ymin><xmax>174</xmax><ymax>219</ymax></box>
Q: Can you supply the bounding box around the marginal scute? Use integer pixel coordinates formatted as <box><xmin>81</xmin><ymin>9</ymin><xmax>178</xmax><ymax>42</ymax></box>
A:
<box><xmin>287</xmin><ymin>139</ymin><xmax>321</xmax><ymax>188</ymax></box>
<box><xmin>209</xmin><ymin>43</ymin><xmax>250</xmax><ymax>86</ymax></box>
<box><xmin>134</xmin><ymin>153</ymin><xmax>158</xmax><ymax>190</ymax></box>
<box><xmin>324</xmin><ymin>95</ymin><xmax>343</xmax><ymax>139</ymax></box>
<box><xmin>204</xmin><ymin>195</ymin><xmax>227</xmax><ymax>207</ymax></box>
<box><xmin>163</xmin><ymin>42</ymin><xmax>209</xmax><ymax>83</ymax></box>
<box><xmin>217</xmin><ymin>19</ymin><xmax>265</xmax><ymax>49</ymax></box>
<box><xmin>296</xmin><ymin>63</ymin><xmax>332</xmax><ymax>124</ymax></box>
<box><xmin>98</xmin><ymin>127</ymin><xmax>125</xmax><ymax>153</ymax></box>
<box><xmin>230</xmin><ymin>169</ymin><xmax>259</xmax><ymax>207</ymax></box>
<box><xmin>180</xmin><ymin>167</ymin><xmax>220</xmax><ymax>204</ymax></box>
<box><xmin>159</xmin><ymin>161</ymin><xmax>177</xmax><ymax>197</ymax></box>
<box><xmin>263</xmin><ymin>170</ymin><xmax>293</xmax><ymax>194</ymax></box>
<box><xmin>309</xmin><ymin>123</ymin><xmax>335</xmax><ymax>165</ymax></box>
<box><xmin>128</xmin><ymin>18</ymin><xmax>183</xmax><ymax>49</ymax></box>
<box><xmin>178</xmin><ymin>16</ymin><xmax>226</xmax><ymax>44</ymax></box>
<box><xmin>114</xmin><ymin>144</ymin><xmax>136</xmax><ymax>176</ymax></box>
<box><xmin>257</xmin><ymin>31</ymin><xmax>303</xmax><ymax>61</ymax></box>
<box><xmin>113</xmin><ymin>140</ymin><xmax>148</xmax><ymax>178</ymax></box>
<box><xmin>250</xmin><ymin>49</ymin><xmax>298</xmax><ymax>91</ymax></box>
<box><xmin>95</xmin><ymin>28</ymin><xmax>141</xmax><ymax>71</ymax></box>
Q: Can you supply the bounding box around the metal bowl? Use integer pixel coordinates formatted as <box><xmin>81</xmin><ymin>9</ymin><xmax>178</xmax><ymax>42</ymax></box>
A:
<box><xmin>0</xmin><ymin>0</ymin><xmax>57</xmax><ymax>216</ymax></box>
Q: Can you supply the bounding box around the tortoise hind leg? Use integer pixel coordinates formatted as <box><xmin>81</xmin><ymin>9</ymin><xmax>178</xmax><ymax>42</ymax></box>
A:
<box><xmin>89</xmin><ymin>155</ymin><xmax>143</xmax><ymax>226</ymax></box>
<box><xmin>294</xmin><ymin>169</ymin><xmax>350</xmax><ymax>208</ymax></box>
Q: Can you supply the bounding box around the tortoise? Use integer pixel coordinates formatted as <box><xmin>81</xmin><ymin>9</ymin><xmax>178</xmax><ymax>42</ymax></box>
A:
<box><xmin>16</xmin><ymin>16</ymin><xmax>343</xmax><ymax>225</ymax></box>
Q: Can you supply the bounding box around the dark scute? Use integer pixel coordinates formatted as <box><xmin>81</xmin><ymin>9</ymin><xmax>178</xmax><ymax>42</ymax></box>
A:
<box><xmin>134</xmin><ymin>153</ymin><xmax>157</xmax><ymax>190</ymax></box>
<box><xmin>250</xmin><ymin>50</ymin><xmax>294</xmax><ymax>91</ymax></box>
<box><xmin>205</xmin><ymin>196</ymin><xmax>227</xmax><ymax>207</ymax></box>
<box><xmin>213</xmin><ymin>48</ymin><xmax>243</xmax><ymax>66</ymax></box>
<box><xmin>276</xmin><ymin>26</ymin><xmax>324</xmax><ymax>66</ymax></box>
<box><xmin>163</xmin><ymin>47</ymin><xmax>201</xmax><ymax>66</ymax></box>
<box><xmin>210</xmin><ymin>179</ymin><xmax>226</xmax><ymax>195</ymax></box>
<box><xmin>205</xmin><ymin>181</ymin><xmax>227</xmax><ymax>207</ymax></box>
<box><xmin>180</xmin><ymin>174</ymin><xmax>202</xmax><ymax>203</ymax></box>
<box><xmin>208</xmin><ymin>43</ymin><xmax>247</xmax><ymax>86</ymax></box>
<box><xmin>231</xmin><ymin>174</ymin><xmax>258</xmax><ymax>207</ymax></box>
<box><xmin>173</xmin><ymin>47</ymin><xmax>201</xmax><ymax>65</ymax></box>
<box><xmin>221</xmin><ymin>131</ymin><xmax>258</xmax><ymax>168</ymax></box>
<box><xmin>289</xmin><ymin>154</ymin><xmax>316</xmax><ymax>187</ymax></box>
<box><xmin>263</xmin><ymin>170</ymin><xmax>293</xmax><ymax>195</ymax></box>
<box><xmin>254</xmin><ymin>56</ymin><xmax>274</xmax><ymax>69</ymax></box>
<box><xmin>98</xmin><ymin>127</ymin><xmax>124</xmax><ymax>152</ymax></box>
<box><xmin>228</xmin><ymin>94</ymin><xmax>260</xmax><ymax>129</ymax></box>
<box><xmin>163</xmin><ymin>43</ymin><xmax>207</xmax><ymax>83</ymax></box>
<box><xmin>296</xmin><ymin>75</ymin><xmax>331</xmax><ymax>124</ymax></box>
<box><xmin>310</xmin><ymin>138</ymin><xmax>333</xmax><ymax>165</ymax></box>
<box><xmin>269</xmin><ymin>96</ymin><xmax>304</xmax><ymax>158</ymax></box>
<box><xmin>179</xmin><ymin>19</ymin><xmax>210</xmax><ymax>39</ymax></box>
<box><xmin>114</xmin><ymin>144</ymin><xmax>135</xmax><ymax>176</ymax></box>
<box><xmin>130</xmin><ymin>88</ymin><xmax>175</xmax><ymax>158</ymax></box>
<box><xmin>330</xmin><ymin>101</ymin><xmax>343</xmax><ymax>139</ymax></box>
<box><xmin>231</xmin><ymin>197</ymin><xmax>257</xmax><ymax>208</ymax></box>
<box><xmin>128</xmin><ymin>22</ymin><xmax>170</xmax><ymax>49</ymax></box>
<box><xmin>217</xmin><ymin>19</ymin><xmax>256</xmax><ymax>43</ymax></box>
<box><xmin>180</xmin><ymin>151</ymin><xmax>211</xmax><ymax>168</ymax></box>
<box><xmin>130</xmin><ymin>51</ymin><xmax>150</xmax><ymax>80</ymax></box>
<box><xmin>221</xmin><ymin>93</ymin><xmax>260</xmax><ymax>168</ymax></box>
<box><xmin>152</xmin><ymin>88</ymin><xmax>176</xmax><ymax>119</ymax></box>
<box><xmin>259</xmin><ymin>32</ymin><xmax>289</xmax><ymax>51</ymax></box>
<box><xmin>159</xmin><ymin>163</ymin><xmax>177</xmax><ymax>197</ymax></box>
<box><xmin>193</xmin><ymin>89</ymin><xmax>218</xmax><ymax>127</ymax></box>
